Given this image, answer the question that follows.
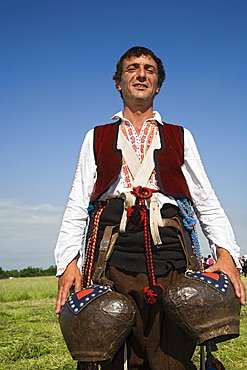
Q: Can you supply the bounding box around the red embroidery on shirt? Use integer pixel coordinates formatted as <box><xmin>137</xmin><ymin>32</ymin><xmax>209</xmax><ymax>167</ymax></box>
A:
<box><xmin>120</xmin><ymin>120</ymin><xmax>158</xmax><ymax>188</ymax></box>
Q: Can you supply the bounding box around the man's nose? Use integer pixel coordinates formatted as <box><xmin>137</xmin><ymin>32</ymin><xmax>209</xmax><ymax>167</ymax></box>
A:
<box><xmin>136</xmin><ymin>66</ymin><xmax>147</xmax><ymax>80</ymax></box>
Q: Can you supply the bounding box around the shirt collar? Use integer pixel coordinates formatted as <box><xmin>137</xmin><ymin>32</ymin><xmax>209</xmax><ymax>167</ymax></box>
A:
<box><xmin>111</xmin><ymin>111</ymin><xmax>163</xmax><ymax>125</ymax></box>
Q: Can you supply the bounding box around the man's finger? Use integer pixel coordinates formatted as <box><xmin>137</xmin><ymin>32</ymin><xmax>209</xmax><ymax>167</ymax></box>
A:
<box><xmin>55</xmin><ymin>292</ymin><xmax>62</xmax><ymax>314</ymax></box>
<box><xmin>55</xmin><ymin>283</ymin><xmax>70</xmax><ymax>314</ymax></box>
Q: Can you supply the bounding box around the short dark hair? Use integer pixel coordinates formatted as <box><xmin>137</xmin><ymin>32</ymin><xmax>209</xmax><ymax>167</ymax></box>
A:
<box><xmin>113</xmin><ymin>46</ymin><xmax>166</xmax><ymax>88</ymax></box>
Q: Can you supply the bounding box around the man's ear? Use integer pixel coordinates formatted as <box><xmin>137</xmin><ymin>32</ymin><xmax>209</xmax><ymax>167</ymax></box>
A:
<box><xmin>115</xmin><ymin>80</ymin><xmax>122</xmax><ymax>91</ymax></box>
<box><xmin>155</xmin><ymin>86</ymin><xmax>161</xmax><ymax>95</ymax></box>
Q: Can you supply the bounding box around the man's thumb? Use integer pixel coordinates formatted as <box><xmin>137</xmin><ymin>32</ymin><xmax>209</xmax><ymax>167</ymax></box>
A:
<box><xmin>204</xmin><ymin>265</ymin><xmax>215</xmax><ymax>273</ymax></box>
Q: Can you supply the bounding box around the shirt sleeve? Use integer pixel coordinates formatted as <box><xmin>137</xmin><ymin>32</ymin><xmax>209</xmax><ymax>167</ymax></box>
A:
<box><xmin>54</xmin><ymin>129</ymin><xmax>97</xmax><ymax>276</ymax></box>
<box><xmin>182</xmin><ymin>128</ymin><xmax>240</xmax><ymax>265</ymax></box>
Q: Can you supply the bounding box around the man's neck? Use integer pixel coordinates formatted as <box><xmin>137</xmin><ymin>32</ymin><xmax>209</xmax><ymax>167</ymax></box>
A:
<box><xmin>122</xmin><ymin>106</ymin><xmax>154</xmax><ymax>134</ymax></box>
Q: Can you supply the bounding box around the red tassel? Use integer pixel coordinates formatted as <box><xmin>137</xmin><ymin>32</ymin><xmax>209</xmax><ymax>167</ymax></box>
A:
<box><xmin>143</xmin><ymin>284</ymin><xmax>165</xmax><ymax>304</ymax></box>
<box><xmin>144</xmin><ymin>286</ymin><xmax>157</xmax><ymax>304</ymax></box>
<box><xmin>127</xmin><ymin>205</ymin><xmax>145</xmax><ymax>225</ymax></box>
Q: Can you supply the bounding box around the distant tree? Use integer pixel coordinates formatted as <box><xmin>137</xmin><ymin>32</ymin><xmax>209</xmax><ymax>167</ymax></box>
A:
<box><xmin>0</xmin><ymin>265</ymin><xmax>57</xmax><ymax>279</ymax></box>
<box><xmin>8</xmin><ymin>269</ymin><xmax>20</xmax><ymax>278</ymax></box>
<box><xmin>19</xmin><ymin>267</ymin><xmax>41</xmax><ymax>277</ymax></box>
<box><xmin>3</xmin><ymin>269</ymin><xmax>20</xmax><ymax>279</ymax></box>
<box><xmin>0</xmin><ymin>267</ymin><xmax>7</xmax><ymax>279</ymax></box>
<box><xmin>43</xmin><ymin>265</ymin><xmax>56</xmax><ymax>276</ymax></box>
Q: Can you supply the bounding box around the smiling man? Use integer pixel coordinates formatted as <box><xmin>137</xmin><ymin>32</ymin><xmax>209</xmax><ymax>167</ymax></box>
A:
<box><xmin>116</xmin><ymin>55</ymin><xmax>160</xmax><ymax>106</ymax></box>
<box><xmin>55</xmin><ymin>46</ymin><xmax>245</xmax><ymax>370</ymax></box>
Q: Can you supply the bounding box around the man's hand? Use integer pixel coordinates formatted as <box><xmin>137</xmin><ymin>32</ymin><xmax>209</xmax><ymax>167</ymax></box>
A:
<box><xmin>205</xmin><ymin>247</ymin><xmax>246</xmax><ymax>306</ymax></box>
<box><xmin>55</xmin><ymin>258</ymin><xmax>82</xmax><ymax>314</ymax></box>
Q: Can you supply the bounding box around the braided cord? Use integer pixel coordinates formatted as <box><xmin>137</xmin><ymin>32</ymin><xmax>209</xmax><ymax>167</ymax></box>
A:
<box><xmin>129</xmin><ymin>187</ymin><xmax>164</xmax><ymax>303</ymax></box>
<box><xmin>82</xmin><ymin>201</ymin><xmax>108</xmax><ymax>287</ymax></box>
<box><xmin>176</xmin><ymin>198</ymin><xmax>202</xmax><ymax>267</ymax></box>
<box><xmin>142</xmin><ymin>200</ymin><xmax>156</xmax><ymax>287</ymax></box>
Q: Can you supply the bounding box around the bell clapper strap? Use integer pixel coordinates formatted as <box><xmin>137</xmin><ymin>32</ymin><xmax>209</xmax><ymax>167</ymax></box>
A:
<box><xmin>92</xmin><ymin>224</ymin><xmax>119</xmax><ymax>287</ymax></box>
<box><xmin>172</xmin><ymin>216</ymin><xmax>200</xmax><ymax>271</ymax></box>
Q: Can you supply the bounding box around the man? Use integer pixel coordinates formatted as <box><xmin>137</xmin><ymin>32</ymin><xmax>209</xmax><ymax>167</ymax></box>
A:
<box><xmin>55</xmin><ymin>46</ymin><xmax>245</xmax><ymax>370</ymax></box>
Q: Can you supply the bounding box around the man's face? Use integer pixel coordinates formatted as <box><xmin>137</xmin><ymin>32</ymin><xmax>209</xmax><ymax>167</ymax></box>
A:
<box><xmin>115</xmin><ymin>55</ymin><xmax>160</xmax><ymax>105</ymax></box>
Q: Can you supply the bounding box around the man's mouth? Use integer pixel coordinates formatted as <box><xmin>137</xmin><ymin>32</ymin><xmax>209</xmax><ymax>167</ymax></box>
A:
<box><xmin>133</xmin><ymin>84</ymin><xmax>148</xmax><ymax>89</ymax></box>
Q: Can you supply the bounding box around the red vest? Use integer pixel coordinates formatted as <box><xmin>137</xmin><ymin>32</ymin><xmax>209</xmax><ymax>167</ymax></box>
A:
<box><xmin>91</xmin><ymin>120</ymin><xmax>191</xmax><ymax>201</ymax></box>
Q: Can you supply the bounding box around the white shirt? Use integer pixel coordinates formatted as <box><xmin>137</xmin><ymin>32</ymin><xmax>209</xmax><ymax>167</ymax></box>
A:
<box><xmin>54</xmin><ymin>111</ymin><xmax>240</xmax><ymax>276</ymax></box>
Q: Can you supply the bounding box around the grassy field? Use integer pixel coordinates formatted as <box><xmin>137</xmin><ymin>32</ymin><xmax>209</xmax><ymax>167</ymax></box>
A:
<box><xmin>0</xmin><ymin>276</ymin><xmax>246</xmax><ymax>369</ymax></box>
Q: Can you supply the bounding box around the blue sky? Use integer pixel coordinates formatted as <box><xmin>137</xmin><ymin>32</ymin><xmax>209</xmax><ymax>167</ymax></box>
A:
<box><xmin>1</xmin><ymin>0</ymin><xmax>247</xmax><ymax>270</ymax></box>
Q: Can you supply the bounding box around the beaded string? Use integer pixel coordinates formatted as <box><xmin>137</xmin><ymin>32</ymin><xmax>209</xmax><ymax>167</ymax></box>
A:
<box><xmin>142</xmin><ymin>204</ymin><xmax>164</xmax><ymax>304</ymax></box>
<box><xmin>82</xmin><ymin>201</ymin><xmax>108</xmax><ymax>288</ymax></box>
<box><xmin>176</xmin><ymin>198</ymin><xmax>202</xmax><ymax>267</ymax></box>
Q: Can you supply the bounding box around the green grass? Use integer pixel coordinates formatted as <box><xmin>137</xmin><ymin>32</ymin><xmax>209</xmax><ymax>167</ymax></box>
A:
<box><xmin>0</xmin><ymin>275</ymin><xmax>58</xmax><ymax>302</ymax></box>
<box><xmin>0</xmin><ymin>276</ymin><xmax>74</xmax><ymax>369</ymax></box>
<box><xmin>0</xmin><ymin>276</ymin><xmax>246</xmax><ymax>369</ymax></box>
